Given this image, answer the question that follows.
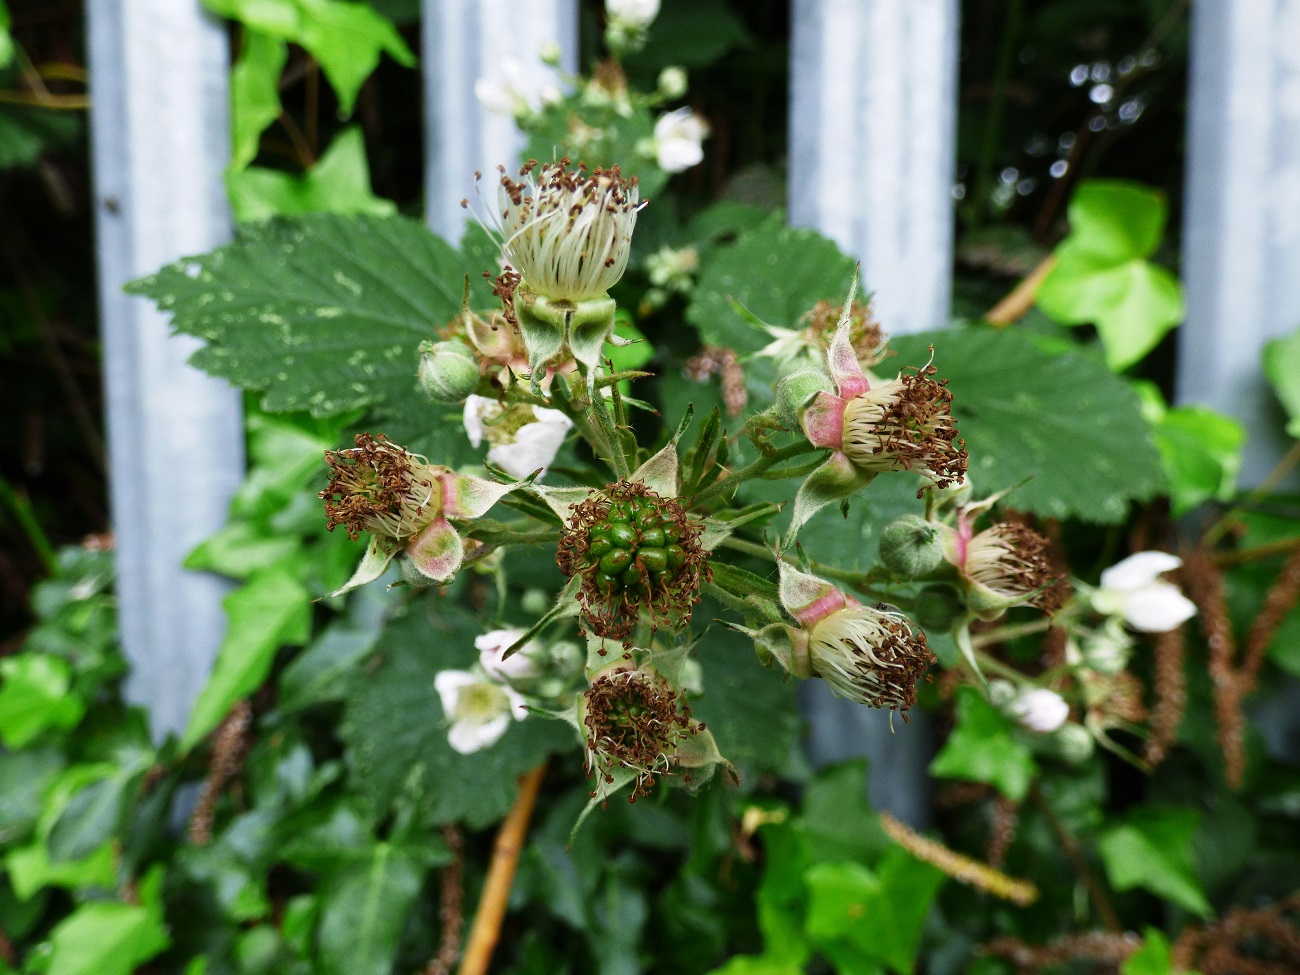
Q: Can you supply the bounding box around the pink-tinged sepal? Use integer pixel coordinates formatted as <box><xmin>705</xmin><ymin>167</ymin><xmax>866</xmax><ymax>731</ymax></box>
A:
<box><xmin>828</xmin><ymin>315</ymin><xmax>870</xmax><ymax>399</ymax></box>
<box><xmin>801</xmin><ymin>391</ymin><xmax>846</xmax><ymax>449</ymax></box>
<box><xmin>406</xmin><ymin>517</ymin><xmax>464</xmax><ymax>582</ymax></box>
<box><xmin>325</xmin><ymin>535</ymin><xmax>398</xmax><ymax>598</ymax></box>
<box><xmin>788</xmin><ymin>451</ymin><xmax>872</xmax><ymax>537</ymax></box>
<box><xmin>440</xmin><ymin>472</ymin><xmax>515</xmax><ymax>520</ymax></box>
<box><xmin>778</xmin><ymin>562</ymin><xmax>847</xmax><ymax>628</ymax></box>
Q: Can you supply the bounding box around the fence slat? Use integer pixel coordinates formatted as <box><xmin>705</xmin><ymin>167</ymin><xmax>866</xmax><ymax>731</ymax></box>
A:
<box><xmin>788</xmin><ymin>0</ymin><xmax>960</xmax><ymax>825</ymax></box>
<box><xmin>789</xmin><ymin>0</ymin><xmax>961</xmax><ymax>336</ymax></box>
<box><xmin>423</xmin><ymin>0</ymin><xmax>578</xmax><ymax>243</ymax></box>
<box><xmin>88</xmin><ymin>1</ymin><xmax>243</xmax><ymax>739</ymax></box>
<box><xmin>1178</xmin><ymin>0</ymin><xmax>1300</xmax><ymax>485</ymax></box>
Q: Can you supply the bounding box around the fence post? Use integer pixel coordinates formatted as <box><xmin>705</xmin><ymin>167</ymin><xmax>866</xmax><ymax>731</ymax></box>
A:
<box><xmin>788</xmin><ymin>0</ymin><xmax>961</xmax><ymax>825</ymax></box>
<box><xmin>1177</xmin><ymin>0</ymin><xmax>1300</xmax><ymax>486</ymax></box>
<box><xmin>87</xmin><ymin>1</ymin><xmax>243</xmax><ymax>739</ymax></box>
<box><xmin>422</xmin><ymin>0</ymin><xmax>579</xmax><ymax>243</ymax></box>
<box><xmin>1178</xmin><ymin>0</ymin><xmax>1300</xmax><ymax>759</ymax></box>
<box><xmin>789</xmin><ymin>0</ymin><xmax>961</xmax><ymax>337</ymax></box>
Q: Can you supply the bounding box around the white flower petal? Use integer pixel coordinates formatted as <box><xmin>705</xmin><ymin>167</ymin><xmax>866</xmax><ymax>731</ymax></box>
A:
<box><xmin>477</xmin><ymin>629</ymin><xmax>541</xmax><ymax>682</ymax></box>
<box><xmin>1120</xmin><ymin>581</ymin><xmax>1197</xmax><ymax>633</ymax></box>
<box><xmin>486</xmin><ymin>409</ymin><xmax>573</xmax><ymax>480</ymax></box>
<box><xmin>1010</xmin><ymin>688</ymin><xmax>1070</xmax><ymax>733</ymax></box>
<box><xmin>653</xmin><ymin>108</ymin><xmax>708</xmax><ymax>173</ymax></box>
<box><xmin>503</xmin><ymin>685</ymin><xmax>530</xmax><ymax>721</ymax></box>
<box><xmin>607</xmin><ymin>0</ymin><xmax>660</xmax><ymax>28</ymax></box>
<box><xmin>448</xmin><ymin>715</ymin><xmax>510</xmax><ymax>754</ymax></box>
<box><xmin>1099</xmin><ymin>551</ymin><xmax>1183</xmax><ymax>592</ymax></box>
<box><xmin>434</xmin><ymin>669</ymin><xmax>480</xmax><ymax>714</ymax></box>
<box><xmin>463</xmin><ymin>395</ymin><xmax>493</xmax><ymax>448</ymax></box>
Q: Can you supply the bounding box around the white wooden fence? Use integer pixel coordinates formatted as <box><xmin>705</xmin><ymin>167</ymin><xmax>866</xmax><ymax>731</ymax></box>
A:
<box><xmin>89</xmin><ymin>0</ymin><xmax>1300</xmax><ymax>817</ymax></box>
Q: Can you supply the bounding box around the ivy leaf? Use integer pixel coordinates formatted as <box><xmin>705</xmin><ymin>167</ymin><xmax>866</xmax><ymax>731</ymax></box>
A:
<box><xmin>182</xmin><ymin>566</ymin><xmax>311</xmax><ymax>751</ymax></box>
<box><xmin>686</xmin><ymin>220</ymin><xmax>856</xmax><ymax>358</ymax></box>
<box><xmin>127</xmin><ymin>212</ymin><xmax>491</xmax><ymax>451</ymax></box>
<box><xmin>0</xmin><ymin>749</ymin><xmax>64</xmax><ymax>844</ymax></box>
<box><xmin>801</xmin><ymin>760</ymin><xmax>888</xmax><ymax>865</ymax></box>
<box><xmin>47</xmin><ymin>749</ymin><xmax>151</xmax><ymax>863</ymax></box>
<box><xmin>278</xmin><ymin>624</ymin><xmax>377</xmax><ymax>713</ymax></box>
<box><xmin>316</xmin><ymin>843</ymin><xmax>425</xmax><ymax>975</ymax></box>
<box><xmin>226</xmin><ymin>128</ymin><xmax>395</xmax><ymax>223</ymax></box>
<box><xmin>341</xmin><ymin>599</ymin><xmax>572</xmax><ymax>828</ymax></box>
<box><xmin>229</xmin><ymin>30</ymin><xmax>287</xmax><ymax>171</ymax></box>
<box><xmin>1098</xmin><ymin>805</ymin><xmax>1213</xmax><ymax>918</ymax></box>
<box><xmin>1036</xmin><ymin>180</ymin><xmax>1185</xmax><ymax>371</ymax></box>
<box><xmin>1136</xmin><ymin>385</ymin><xmax>1244</xmax><ymax>516</ymax></box>
<box><xmin>46</xmin><ymin>866</ymin><xmax>170</xmax><ymax>975</ymax></box>
<box><xmin>1121</xmin><ymin>928</ymin><xmax>1198</xmax><ymax>975</ymax></box>
<box><xmin>0</xmin><ymin>655</ymin><xmax>85</xmax><ymax>748</ymax></box>
<box><xmin>891</xmin><ymin>328</ymin><xmax>1163</xmax><ymax>523</ymax></box>
<box><xmin>201</xmin><ymin>0</ymin><xmax>414</xmax><ymax>115</ymax></box>
<box><xmin>930</xmin><ymin>686</ymin><xmax>1037</xmax><ymax>802</ymax></box>
<box><xmin>1264</xmin><ymin>326</ymin><xmax>1300</xmax><ymax>438</ymax></box>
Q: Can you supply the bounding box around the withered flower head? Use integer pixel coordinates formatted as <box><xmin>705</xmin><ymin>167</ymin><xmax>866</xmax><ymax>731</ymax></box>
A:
<box><xmin>320</xmin><ymin>433</ymin><xmax>441</xmax><ymax>542</ymax></box>
<box><xmin>839</xmin><ymin>365</ymin><xmax>968</xmax><ymax>490</ymax></box>
<box><xmin>582</xmin><ymin>667</ymin><xmax>697</xmax><ymax>802</ymax></box>
<box><xmin>801</xmin><ymin>298</ymin><xmax>886</xmax><ymax>365</ymax></box>
<box><xmin>806</xmin><ymin>604</ymin><xmax>936</xmax><ymax>714</ymax></box>
<box><xmin>959</xmin><ymin>522</ymin><xmax>1068</xmax><ymax>615</ymax></box>
<box><xmin>497</xmin><ymin>159</ymin><xmax>640</xmax><ymax>303</ymax></box>
<box><xmin>556</xmin><ymin>480</ymin><xmax>710</xmax><ymax>642</ymax></box>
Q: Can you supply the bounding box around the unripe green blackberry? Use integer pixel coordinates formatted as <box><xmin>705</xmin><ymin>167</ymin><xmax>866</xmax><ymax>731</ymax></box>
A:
<box><xmin>878</xmin><ymin>514</ymin><xmax>945</xmax><ymax>578</ymax></box>
<box><xmin>557</xmin><ymin>480</ymin><xmax>709</xmax><ymax>642</ymax></box>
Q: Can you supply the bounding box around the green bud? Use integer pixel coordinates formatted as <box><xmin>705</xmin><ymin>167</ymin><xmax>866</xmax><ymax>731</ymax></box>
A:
<box><xmin>774</xmin><ymin>367</ymin><xmax>833</xmax><ymax>428</ymax></box>
<box><xmin>1049</xmin><ymin>723</ymin><xmax>1095</xmax><ymax>765</ymax></box>
<box><xmin>538</xmin><ymin>40</ymin><xmax>562</xmax><ymax>67</ymax></box>
<box><xmin>914</xmin><ymin>584</ymin><xmax>964</xmax><ymax>630</ymax></box>
<box><xmin>417</xmin><ymin>339</ymin><xmax>479</xmax><ymax>403</ymax></box>
<box><xmin>657</xmin><ymin>66</ymin><xmax>688</xmax><ymax>98</ymax></box>
<box><xmin>520</xmin><ymin>588</ymin><xmax>550</xmax><ymax>616</ymax></box>
<box><xmin>878</xmin><ymin>514</ymin><xmax>945</xmax><ymax>578</ymax></box>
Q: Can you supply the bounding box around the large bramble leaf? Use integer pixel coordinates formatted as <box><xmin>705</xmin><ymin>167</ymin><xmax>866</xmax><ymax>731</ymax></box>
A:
<box><xmin>126</xmin><ymin>213</ymin><xmax>493</xmax><ymax>452</ymax></box>
<box><xmin>341</xmin><ymin>598</ymin><xmax>573</xmax><ymax>828</ymax></box>
<box><xmin>891</xmin><ymin>328</ymin><xmax>1163</xmax><ymax>522</ymax></box>
<box><xmin>686</xmin><ymin>220</ymin><xmax>856</xmax><ymax>359</ymax></box>
<box><xmin>1035</xmin><ymin>180</ymin><xmax>1185</xmax><ymax>371</ymax></box>
<box><xmin>1098</xmin><ymin>805</ymin><xmax>1212</xmax><ymax>918</ymax></box>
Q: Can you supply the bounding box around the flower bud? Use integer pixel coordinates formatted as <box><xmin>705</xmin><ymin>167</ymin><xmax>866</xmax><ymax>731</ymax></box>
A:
<box><xmin>538</xmin><ymin>40</ymin><xmax>562</xmax><ymax>67</ymax></box>
<box><xmin>417</xmin><ymin>339</ymin><xmax>480</xmax><ymax>403</ymax></box>
<box><xmin>987</xmin><ymin>678</ymin><xmax>1018</xmax><ymax>709</ymax></box>
<box><xmin>774</xmin><ymin>367</ymin><xmax>833</xmax><ymax>428</ymax></box>
<box><xmin>878</xmin><ymin>514</ymin><xmax>946</xmax><ymax>578</ymax></box>
<box><xmin>657</xmin><ymin>66</ymin><xmax>688</xmax><ymax>98</ymax></box>
<box><xmin>1008</xmin><ymin>688</ymin><xmax>1070</xmax><ymax>733</ymax></box>
<box><xmin>1048</xmin><ymin>723</ymin><xmax>1095</xmax><ymax>764</ymax></box>
<box><xmin>914</xmin><ymin>584</ymin><xmax>964</xmax><ymax>630</ymax></box>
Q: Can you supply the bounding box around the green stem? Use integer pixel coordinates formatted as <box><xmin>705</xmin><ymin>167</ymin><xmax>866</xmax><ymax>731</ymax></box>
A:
<box><xmin>695</xmin><ymin>442</ymin><xmax>823</xmax><ymax>505</ymax></box>
<box><xmin>1204</xmin><ymin>438</ymin><xmax>1300</xmax><ymax>546</ymax></box>
<box><xmin>969</xmin><ymin>617</ymin><xmax>1053</xmax><ymax>648</ymax></box>
<box><xmin>579</xmin><ymin>365</ymin><xmax>631</xmax><ymax>480</ymax></box>
<box><xmin>0</xmin><ymin>474</ymin><xmax>58</xmax><ymax>575</ymax></box>
<box><xmin>973</xmin><ymin>651</ymin><xmax>1030</xmax><ymax>683</ymax></box>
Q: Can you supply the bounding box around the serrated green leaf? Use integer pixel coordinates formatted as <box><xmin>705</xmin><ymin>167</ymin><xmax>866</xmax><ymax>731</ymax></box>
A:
<box><xmin>801</xmin><ymin>760</ymin><xmax>888</xmax><ymax>864</ymax></box>
<box><xmin>1263</xmin><ymin>326</ymin><xmax>1300</xmax><ymax>438</ymax></box>
<box><xmin>47</xmin><ymin>866</ymin><xmax>169</xmax><ymax>975</ymax></box>
<box><xmin>930</xmin><ymin>686</ymin><xmax>1037</xmax><ymax>801</ymax></box>
<box><xmin>686</xmin><ymin>220</ymin><xmax>856</xmax><ymax>358</ymax></box>
<box><xmin>227</xmin><ymin>127</ymin><xmax>395</xmax><ymax>222</ymax></box>
<box><xmin>341</xmin><ymin>599</ymin><xmax>572</xmax><ymax>827</ymax></box>
<box><xmin>1098</xmin><ymin>805</ymin><xmax>1212</xmax><ymax>918</ymax></box>
<box><xmin>127</xmin><ymin>212</ymin><xmax>490</xmax><ymax>453</ymax></box>
<box><xmin>316</xmin><ymin>843</ymin><xmax>424</xmax><ymax>975</ymax></box>
<box><xmin>0</xmin><ymin>655</ymin><xmax>85</xmax><ymax>748</ymax></box>
<box><xmin>1036</xmin><ymin>180</ymin><xmax>1185</xmax><ymax>371</ymax></box>
<box><xmin>891</xmin><ymin>328</ymin><xmax>1163</xmax><ymax>522</ymax></box>
<box><xmin>183</xmin><ymin>566</ymin><xmax>311</xmax><ymax>751</ymax></box>
<box><xmin>230</xmin><ymin>30</ymin><xmax>286</xmax><ymax>170</ymax></box>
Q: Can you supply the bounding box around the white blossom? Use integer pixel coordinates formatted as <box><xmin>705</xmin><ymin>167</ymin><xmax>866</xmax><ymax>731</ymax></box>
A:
<box><xmin>606</xmin><ymin>0</ymin><xmax>660</xmax><ymax>29</ymax></box>
<box><xmin>1009</xmin><ymin>688</ymin><xmax>1070</xmax><ymax>733</ymax></box>
<box><xmin>1093</xmin><ymin>551</ymin><xmax>1196</xmax><ymax>633</ymax></box>
<box><xmin>476</xmin><ymin>628</ymin><xmax>543</xmax><ymax>683</ymax></box>
<box><xmin>463</xmin><ymin>395</ymin><xmax>573</xmax><ymax>480</ymax></box>
<box><xmin>653</xmin><ymin>108</ymin><xmax>709</xmax><ymax>173</ymax></box>
<box><xmin>434</xmin><ymin>669</ymin><xmax>528</xmax><ymax>755</ymax></box>
<box><xmin>475</xmin><ymin>58</ymin><xmax>553</xmax><ymax>118</ymax></box>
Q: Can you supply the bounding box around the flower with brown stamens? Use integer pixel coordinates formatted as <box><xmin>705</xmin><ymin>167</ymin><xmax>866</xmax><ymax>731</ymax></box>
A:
<box><xmin>581</xmin><ymin>667</ymin><xmax>698</xmax><ymax>803</ymax></box>
<box><xmin>945</xmin><ymin>519</ymin><xmax>1068</xmax><ymax>619</ymax></box>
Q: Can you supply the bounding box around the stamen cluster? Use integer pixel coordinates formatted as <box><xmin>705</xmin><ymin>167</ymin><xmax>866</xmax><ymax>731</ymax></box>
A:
<box><xmin>965</xmin><ymin>523</ymin><xmax>1067</xmax><ymax>611</ymax></box>
<box><xmin>321</xmin><ymin>433</ymin><xmax>439</xmax><ymax>541</ymax></box>
<box><xmin>498</xmin><ymin>159</ymin><xmax>641</xmax><ymax>303</ymax></box>
<box><xmin>556</xmin><ymin>480</ymin><xmax>709</xmax><ymax>642</ymax></box>
<box><xmin>582</xmin><ymin>668</ymin><xmax>697</xmax><ymax>802</ymax></box>
<box><xmin>841</xmin><ymin>366</ymin><xmax>968</xmax><ymax>491</ymax></box>
<box><xmin>809</xmin><ymin>605</ymin><xmax>936</xmax><ymax>714</ymax></box>
<box><xmin>801</xmin><ymin>299</ymin><xmax>886</xmax><ymax>364</ymax></box>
